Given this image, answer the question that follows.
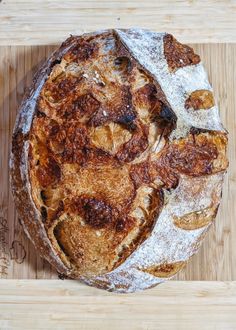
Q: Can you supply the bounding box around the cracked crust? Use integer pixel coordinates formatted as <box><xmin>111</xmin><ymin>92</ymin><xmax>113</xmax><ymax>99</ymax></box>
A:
<box><xmin>10</xmin><ymin>29</ymin><xmax>228</xmax><ymax>292</ymax></box>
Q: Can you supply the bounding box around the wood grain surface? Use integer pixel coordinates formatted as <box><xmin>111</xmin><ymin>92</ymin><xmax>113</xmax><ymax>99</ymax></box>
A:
<box><xmin>0</xmin><ymin>0</ymin><xmax>236</xmax><ymax>45</ymax></box>
<box><xmin>0</xmin><ymin>1</ymin><xmax>236</xmax><ymax>325</ymax></box>
<box><xmin>0</xmin><ymin>280</ymin><xmax>235</xmax><ymax>329</ymax></box>
<box><xmin>0</xmin><ymin>43</ymin><xmax>235</xmax><ymax>281</ymax></box>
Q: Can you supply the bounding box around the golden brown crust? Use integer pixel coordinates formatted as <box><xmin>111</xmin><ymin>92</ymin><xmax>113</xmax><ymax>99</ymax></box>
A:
<box><xmin>163</xmin><ymin>34</ymin><xmax>200</xmax><ymax>71</ymax></box>
<box><xmin>139</xmin><ymin>261</ymin><xmax>187</xmax><ymax>278</ymax></box>
<box><xmin>10</xmin><ymin>29</ymin><xmax>228</xmax><ymax>292</ymax></box>
<box><xmin>185</xmin><ymin>90</ymin><xmax>215</xmax><ymax>111</ymax></box>
<box><xmin>27</xmin><ymin>31</ymin><xmax>170</xmax><ymax>276</ymax></box>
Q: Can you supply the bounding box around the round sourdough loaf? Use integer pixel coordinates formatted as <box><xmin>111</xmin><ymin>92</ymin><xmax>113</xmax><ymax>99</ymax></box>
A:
<box><xmin>10</xmin><ymin>29</ymin><xmax>228</xmax><ymax>292</ymax></box>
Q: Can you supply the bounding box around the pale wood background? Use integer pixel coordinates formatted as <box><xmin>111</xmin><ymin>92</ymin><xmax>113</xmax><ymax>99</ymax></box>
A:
<box><xmin>0</xmin><ymin>0</ymin><xmax>236</xmax><ymax>45</ymax></box>
<box><xmin>0</xmin><ymin>0</ymin><xmax>236</xmax><ymax>329</ymax></box>
<box><xmin>0</xmin><ymin>280</ymin><xmax>236</xmax><ymax>330</ymax></box>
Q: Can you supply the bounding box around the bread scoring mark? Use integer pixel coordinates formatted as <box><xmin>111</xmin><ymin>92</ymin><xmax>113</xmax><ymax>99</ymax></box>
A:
<box><xmin>89</xmin><ymin>122</ymin><xmax>132</xmax><ymax>154</ymax></box>
<box><xmin>173</xmin><ymin>204</ymin><xmax>219</xmax><ymax>230</ymax></box>
<box><xmin>139</xmin><ymin>261</ymin><xmax>186</xmax><ymax>278</ymax></box>
<box><xmin>163</xmin><ymin>34</ymin><xmax>200</xmax><ymax>72</ymax></box>
<box><xmin>185</xmin><ymin>90</ymin><xmax>215</xmax><ymax>111</ymax></box>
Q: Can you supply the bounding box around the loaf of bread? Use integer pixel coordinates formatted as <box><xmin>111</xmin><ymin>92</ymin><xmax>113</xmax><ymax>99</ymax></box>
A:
<box><xmin>10</xmin><ymin>29</ymin><xmax>228</xmax><ymax>292</ymax></box>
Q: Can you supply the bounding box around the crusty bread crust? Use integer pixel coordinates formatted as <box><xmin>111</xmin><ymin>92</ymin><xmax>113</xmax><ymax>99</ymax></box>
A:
<box><xmin>10</xmin><ymin>29</ymin><xmax>228</xmax><ymax>292</ymax></box>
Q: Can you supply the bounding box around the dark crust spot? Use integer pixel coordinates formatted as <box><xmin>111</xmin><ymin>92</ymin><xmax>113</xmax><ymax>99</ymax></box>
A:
<box><xmin>69</xmin><ymin>196</ymin><xmax>137</xmax><ymax>233</ymax></box>
<box><xmin>64</xmin><ymin>39</ymin><xmax>98</xmax><ymax>62</ymax></box>
<box><xmin>58</xmin><ymin>272</ymin><xmax>68</xmax><ymax>280</ymax></box>
<box><xmin>45</xmin><ymin>76</ymin><xmax>81</xmax><ymax>102</ymax></box>
<box><xmin>36</xmin><ymin>109</ymin><xmax>47</xmax><ymax>118</ymax></box>
<box><xmin>83</xmin><ymin>198</ymin><xmax>113</xmax><ymax>229</ymax></box>
<box><xmin>159</xmin><ymin>135</ymin><xmax>218</xmax><ymax>177</ymax></box>
<box><xmin>114</xmin><ymin>56</ymin><xmax>132</xmax><ymax>78</ymax></box>
<box><xmin>49</xmin><ymin>120</ymin><xmax>60</xmax><ymax>135</ymax></box>
<box><xmin>116</xmin><ymin>112</ymin><xmax>137</xmax><ymax>131</ymax></box>
<box><xmin>130</xmin><ymin>160</ymin><xmax>151</xmax><ymax>188</ymax></box>
<box><xmin>152</xmin><ymin>102</ymin><xmax>177</xmax><ymax>136</ymax></box>
<box><xmin>89</xmin><ymin>85</ymin><xmax>135</xmax><ymax>128</ymax></box>
<box><xmin>63</xmin><ymin>93</ymin><xmax>101</xmax><ymax>120</ymax></box>
<box><xmin>48</xmin><ymin>157</ymin><xmax>61</xmax><ymax>179</ymax></box>
<box><xmin>116</xmin><ymin>123</ymin><xmax>149</xmax><ymax>162</ymax></box>
<box><xmin>70</xmin><ymin>196</ymin><xmax>117</xmax><ymax>229</ymax></box>
<box><xmin>190</xmin><ymin>127</ymin><xmax>211</xmax><ymax>135</ymax></box>
<box><xmin>115</xmin><ymin>216</ymin><xmax>135</xmax><ymax>232</ymax></box>
<box><xmin>40</xmin><ymin>190</ymin><xmax>48</xmax><ymax>204</ymax></box>
<box><xmin>40</xmin><ymin>206</ymin><xmax>48</xmax><ymax>222</ymax></box>
<box><xmin>164</xmin><ymin>34</ymin><xmax>200</xmax><ymax>71</ymax></box>
<box><xmin>134</xmin><ymin>83</ymin><xmax>158</xmax><ymax>110</ymax></box>
<box><xmin>59</xmin><ymin>123</ymin><xmax>113</xmax><ymax>165</ymax></box>
<box><xmin>62</xmin><ymin>124</ymin><xmax>89</xmax><ymax>165</ymax></box>
<box><xmin>50</xmin><ymin>58</ymin><xmax>62</xmax><ymax>68</ymax></box>
<box><xmin>36</xmin><ymin>157</ymin><xmax>61</xmax><ymax>188</ymax></box>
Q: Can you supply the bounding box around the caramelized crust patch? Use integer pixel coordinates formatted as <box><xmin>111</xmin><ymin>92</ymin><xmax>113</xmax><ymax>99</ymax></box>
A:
<box><xmin>63</xmin><ymin>93</ymin><xmax>101</xmax><ymax>121</ymax></box>
<box><xmin>185</xmin><ymin>90</ymin><xmax>215</xmax><ymax>110</ymax></box>
<box><xmin>159</xmin><ymin>135</ymin><xmax>218</xmax><ymax>176</ymax></box>
<box><xmin>116</xmin><ymin>123</ymin><xmax>149</xmax><ymax>162</ymax></box>
<box><xmin>71</xmin><ymin>196</ymin><xmax>115</xmax><ymax>229</ymax></box>
<box><xmin>173</xmin><ymin>205</ymin><xmax>218</xmax><ymax>230</ymax></box>
<box><xmin>164</xmin><ymin>34</ymin><xmax>200</xmax><ymax>71</ymax></box>
<box><xmin>43</xmin><ymin>76</ymin><xmax>82</xmax><ymax>103</ymax></box>
<box><xmin>63</xmin><ymin>38</ymin><xmax>99</xmax><ymax>63</ymax></box>
<box><xmin>140</xmin><ymin>261</ymin><xmax>186</xmax><ymax>278</ymax></box>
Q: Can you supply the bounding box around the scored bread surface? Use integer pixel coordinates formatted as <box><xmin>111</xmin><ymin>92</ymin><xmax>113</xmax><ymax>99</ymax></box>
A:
<box><xmin>10</xmin><ymin>29</ymin><xmax>228</xmax><ymax>292</ymax></box>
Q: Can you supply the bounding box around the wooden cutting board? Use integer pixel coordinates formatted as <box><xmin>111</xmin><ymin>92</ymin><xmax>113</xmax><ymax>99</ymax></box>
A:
<box><xmin>0</xmin><ymin>1</ymin><xmax>236</xmax><ymax>328</ymax></box>
<box><xmin>0</xmin><ymin>43</ymin><xmax>235</xmax><ymax>281</ymax></box>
